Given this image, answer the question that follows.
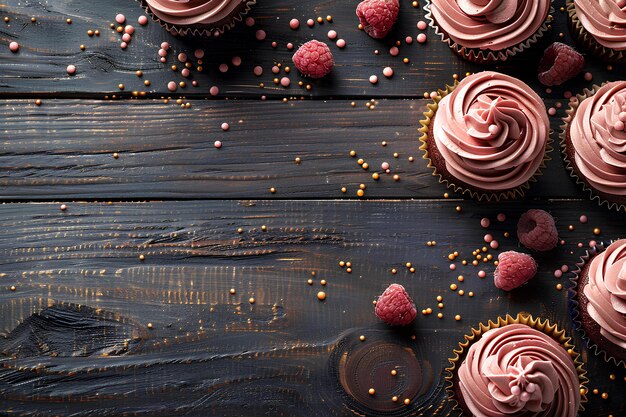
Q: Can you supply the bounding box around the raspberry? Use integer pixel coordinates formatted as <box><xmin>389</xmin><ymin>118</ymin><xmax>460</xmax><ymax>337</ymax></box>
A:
<box><xmin>517</xmin><ymin>209</ymin><xmax>558</xmax><ymax>252</ymax></box>
<box><xmin>538</xmin><ymin>42</ymin><xmax>584</xmax><ymax>86</ymax></box>
<box><xmin>494</xmin><ymin>251</ymin><xmax>537</xmax><ymax>291</ymax></box>
<box><xmin>356</xmin><ymin>0</ymin><xmax>399</xmax><ymax>39</ymax></box>
<box><xmin>292</xmin><ymin>40</ymin><xmax>334</xmax><ymax>79</ymax></box>
<box><xmin>375</xmin><ymin>283</ymin><xmax>417</xmax><ymax>326</ymax></box>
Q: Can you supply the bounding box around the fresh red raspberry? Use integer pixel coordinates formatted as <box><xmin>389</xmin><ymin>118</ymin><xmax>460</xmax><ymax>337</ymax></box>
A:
<box><xmin>494</xmin><ymin>251</ymin><xmax>537</xmax><ymax>291</ymax></box>
<box><xmin>292</xmin><ymin>40</ymin><xmax>334</xmax><ymax>79</ymax></box>
<box><xmin>537</xmin><ymin>42</ymin><xmax>584</xmax><ymax>86</ymax></box>
<box><xmin>517</xmin><ymin>209</ymin><xmax>558</xmax><ymax>252</ymax></box>
<box><xmin>356</xmin><ymin>0</ymin><xmax>399</xmax><ymax>39</ymax></box>
<box><xmin>375</xmin><ymin>283</ymin><xmax>417</xmax><ymax>326</ymax></box>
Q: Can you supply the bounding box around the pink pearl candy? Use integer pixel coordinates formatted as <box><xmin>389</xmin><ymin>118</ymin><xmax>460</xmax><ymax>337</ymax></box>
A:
<box><xmin>490</xmin><ymin>240</ymin><xmax>499</xmax><ymax>249</ymax></box>
<box><xmin>177</xmin><ymin>53</ymin><xmax>187</xmax><ymax>63</ymax></box>
<box><xmin>232</xmin><ymin>56</ymin><xmax>242</xmax><ymax>67</ymax></box>
<box><xmin>307</xmin><ymin>19</ymin><xmax>315</xmax><ymax>27</ymax></box>
<box><xmin>584</xmin><ymin>72</ymin><xmax>593</xmax><ymax>81</ymax></box>
<box><xmin>417</xmin><ymin>21</ymin><xmax>427</xmax><ymax>30</ymax></box>
<box><xmin>417</xmin><ymin>33</ymin><xmax>427</xmax><ymax>43</ymax></box>
<box><xmin>336</xmin><ymin>39</ymin><xmax>346</xmax><ymax>48</ymax></box>
<box><xmin>115</xmin><ymin>14</ymin><xmax>126</xmax><ymax>24</ymax></box>
<box><xmin>161</xmin><ymin>42</ymin><xmax>170</xmax><ymax>50</ymax></box>
<box><xmin>167</xmin><ymin>81</ymin><xmax>177</xmax><ymax>92</ymax></box>
<box><xmin>381</xmin><ymin>162</ymin><xmax>390</xmax><ymax>170</ymax></box>
<box><xmin>488</xmin><ymin>124</ymin><xmax>500</xmax><ymax>134</ymax></box>
<box><xmin>405</xmin><ymin>36</ymin><xmax>413</xmax><ymax>44</ymax></box>
<box><xmin>389</xmin><ymin>46</ymin><xmax>399</xmax><ymax>56</ymax></box>
<box><xmin>138</xmin><ymin>15</ymin><xmax>148</xmax><ymax>25</ymax></box>
<box><xmin>484</xmin><ymin>234</ymin><xmax>493</xmax><ymax>243</ymax></box>
<box><xmin>181</xmin><ymin>68</ymin><xmax>190</xmax><ymax>77</ymax></box>
<box><xmin>480</xmin><ymin>218</ymin><xmax>490</xmax><ymax>228</ymax></box>
<box><xmin>497</xmin><ymin>213</ymin><xmax>506</xmax><ymax>222</ymax></box>
<box><xmin>614</xmin><ymin>121</ymin><xmax>625</xmax><ymax>131</ymax></box>
<box><xmin>369</xmin><ymin>75</ymin><xmax>378</xmax><ymax>84</ymax></box>
<box><xmin>122</xmin><ymin>33</ymin><xmax>131</xmax><ymax>42</ymax></box>
<box><xmin>478</xmin><ymin>270</ymin><xmax>486</xmax><ymax>278</ymax></box>
<box><xmin>253</xmin><ymin>66</ymin><xmax>263</xmax><ymax>76</ymax></box>
<box><xmin>561</xmin><ymin>264</ymin><xmax>569</xmax><ymax>272</ymax></box>
<box><xmin>383</xmin><ymin>67</ymin><xmax>393</xmax><ymax>78</ymax></box>
<box><xmin>221</xmin><ymin>123</ymin><xmax>230</xmax><ymax>131</ymax></box>
<box><xmin>286</xmin><ymin>43</ymin><xmax>294</xmax><ymax>50</ymax></box>
<box><xmin>548</xmin><ymin>107</ymin><xmax>556</xmax><ymax>116</ymax></box>
<box><xmin>66</xmin><ymin>64</ymin><xmax>76</xmax><ymax>75</ymax></box>
<box><xmin>328</xmin><ymin>30</ymin><xmax>337</xmax><ymax>40</ymax></box>
<box><xmin>158</xmin><ymin>48</ymin><xmax>167</xmax><ymax>57</ymax></box>
<box><xmin>194</xmin><ymin>49</ymin><xmax>204</xmax><ymax>59</ymax></box>
<box><xmin>579</xmin><ymin>215</ymin><xmax>588</xmax><ymax>224</ymax></box>
<box><xmin>120</xmin><ymin>42</ymin><xmax>127</xmax><ymax>49</ymax></box>
<box><xmin>9</xmin><ymin>41</ymin><xmax>19</xmax><ymax>52</ymax></box>
<box><xmin>245</xmin><ymin>17</ymin><xmax>255</xmax><ymax>27</ymax></box>
<box><xmin>219</xmin><ymin>64</ymin><xmax>228</xmax><ymax>73</ymax></box>
<box><xmin>289</xmin><ymin>18</ymin><xmax>299</xmax><ymax>30</ymax></box>
<box><xmin>210</xmin><ymin>86</ymin><xmax>220</xmax><ymax>96</ymax></box>
<box><xmin>449</xmin><ymin>264</ymin><xmax>456</xmax><ymax>270</ymax></box>
<box><xmin>124</xmin><ymin>25</ymin><xmax>135</xmax><ymax>35</ymax></box>
<box><xmin>255</xmin><ymin>29</ymin><xmax>266</xmax><ymax>41</ymax></box>
<box><xmin>214</xmin><ymin>140</ymin><xmax>222</xmax><ymax>149</ymax></box>
<box><xmin>280</xmin><ymin>77</ymin><xmax>290</xmax><ymax>87</ymax></box>
<box><xmin>554</xmin><ymin>269</ymin><xmax>563</xmax><ymax>278</ymax></box>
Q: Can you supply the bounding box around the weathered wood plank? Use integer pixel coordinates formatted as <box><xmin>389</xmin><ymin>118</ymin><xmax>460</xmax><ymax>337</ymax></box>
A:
<box><xmin>0</xmin><ymin>98</ymin><xmax>582</xmax><ymax>200</ymax></box>
<box><xmin>0</xmin><ymin>0</ymin><xmax>624</xmax><ymax>98</ymax></box>
<box><xmin>0</xmin><ymin>200</ymin><xmax>624</xmax><ymax>416</ymax></box>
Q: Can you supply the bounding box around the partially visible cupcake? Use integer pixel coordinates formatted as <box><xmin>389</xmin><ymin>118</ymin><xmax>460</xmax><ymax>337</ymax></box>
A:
<box><xmin>447</xmin><ymin>314</ymin><xmax>587</xmax><ymax>417</ymax></box>
<box><xmin>561</xmin><ymin>81</ymin><xmax>626</xmax><ymax>211</ymax></box>
<box><xmin>419</xmin><ymin>71</ymin><xmax>551</xmax><ymax>201</ymax></box>
<box><xmin>425</xmin><ymin>0</ymin><xmax>553</xmax><ymax>63</ymax></box>
<box><xmin>570</xmin><ymin>239</ymin><xmax>626</xmax><ymax>366</ymax></box>
<box><xmin>567</xmin><ymin>0</ymin><xmax>626</xmax><ymax>63</ymax></box>
<box><xmin>139</xmin><ymin>0</ymin><xmax>256</xmax><ymax>37</ymax></box>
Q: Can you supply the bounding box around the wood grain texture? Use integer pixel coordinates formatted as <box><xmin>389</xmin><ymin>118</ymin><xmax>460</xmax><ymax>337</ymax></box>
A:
<box><xmin>0</xmin><ymin>0</ymin><xmax>625</xmax><ymax>98</ymax></box>
<box><xmin>0</xmin><ymin>200</ymin><xmax>624</xmax><ymax>416</ymax></box>
<box><xmin>1</xmin><ymin>98</ymin><xmax>583</xmax><ymax>200</ymax></box>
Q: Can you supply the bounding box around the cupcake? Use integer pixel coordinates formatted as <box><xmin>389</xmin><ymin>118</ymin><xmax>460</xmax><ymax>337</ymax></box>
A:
<box><xmin>561</xmin><ymin>82</ymin><xmax>626</xmax><ymax>211</ymax></box>
<box><xmin>567</xmin><ymin>0</ymin><xmax>626</xmax><ymax>63</ymax></box>
<box><xmin>419</xmin><ymin>71</ymin><xmax>551</xmax><ymax>201</ymax></box>
<box><xmin>425</xmin><ymin>0</ymin><xmax>553</xmax><ymax>63</ymax></box>
<box><xmin>447</xmin><ymin>314</ymin><xmax>587</xmax><ymax>417</ymax></box>
<box><xmin>139</xmin><ymin>0</ymin><xmax>256</xmax><ymax>37</ymax></box>
<box><xmin>570</xmin><ymin>239</ymin><xmax>626</xmax><ymax>366</ymax></box>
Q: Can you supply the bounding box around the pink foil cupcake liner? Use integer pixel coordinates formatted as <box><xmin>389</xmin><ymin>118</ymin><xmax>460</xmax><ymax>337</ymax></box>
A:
<box><xmin>424</xmin><ymin>1</ymin><xmax>554</xmax><ymax>64</ymax></box>
<box><xmin>419</xmin><ymin>82</ymin><xmax>552</xmax><ymax>202</ymax></box>
<box><xmin>138</xmin><ymin>0</ymin><xmax>257</xmax><ymax>37</ymax></box>
<box><xmin>560</xmin><ymin>84</ymin><xmax>626</xmax><ymax>212</ymax></box>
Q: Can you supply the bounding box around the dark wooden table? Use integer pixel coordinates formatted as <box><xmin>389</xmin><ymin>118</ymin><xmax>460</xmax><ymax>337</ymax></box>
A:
<box><xmin>0</xmin><ymin>1</ymin><xmax>624</xmax><ymax>416</ymax></box>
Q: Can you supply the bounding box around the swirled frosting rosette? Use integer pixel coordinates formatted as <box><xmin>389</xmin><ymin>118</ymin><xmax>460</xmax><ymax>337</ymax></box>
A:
<box><xmin>562</xmin><ymin>82</ymin><xmax>626</xmax><ymax>210</ymax></box>
<box><xmin>571</xmin><ymin>240</ymin><xmax>626</xmax><ymax>365</ymax></box>
<box><xmin>447</xmin><ymin>314</ymin><xmax>587</xmax><ymax>417</ymax></box>
<box><xmin>425</xmin><ymin>0</ymin><xmax>553</xmax><ymax>63</ymax></box>
<box><xmin>568</xmin><ymin>0</ymin><xmax>626</xmax><ymax>62</ymax></box>
<box><xmin>139</xmin><ymin>0</ymin><xmax>256</xmax><ymax>36</ymax></box>
<box><xmin>419</xmin><ymin>71</ymin><xmax>550</xmax><ymax>201</ymax></box>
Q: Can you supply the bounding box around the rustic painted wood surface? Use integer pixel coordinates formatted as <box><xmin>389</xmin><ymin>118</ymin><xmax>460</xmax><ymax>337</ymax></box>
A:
<box><xmin>0</xmin><ymin>0</ymin><xmax>625</xmax><ymax>416</ymax></box>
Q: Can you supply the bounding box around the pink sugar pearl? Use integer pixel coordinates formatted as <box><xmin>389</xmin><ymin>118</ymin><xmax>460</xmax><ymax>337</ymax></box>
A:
<box><xmin>497</xmin><ymin>213</ymin><xmax>506</xmax><ymax>222</ymax></box>
<box><xmin>178</xmin><ymin>53</ymin><xmax>187</xmax><ymax>63</ymax></box>
<box><xmin>158</xmin><ymin>48</ymin><xmax>167</xmax><ymax>57</ymax></box>
<box><xmin>167</xmin><ymin>81</ymin><xmax>177</xmax><ymax>92</ymax></box>
<box><xmin>280</xmin><ymin>77</ymin><xmax>290</xmax><ymax>87</ymax></box>
<box><xmin>484</xmin><ymin>234</ymin><xmax>493</xmax><ymax>243</ymax></box>
<box><xmin>405</xmin><ymin>36</ymin><xmax>413</xmax><ymax>44</ymax></box>
<box><xmin>253</xmin><ymin>66</ymin><xmax>263</xmax><ymax>76</ymax></box>
<box><xmin>9</xmin><ymin>41</ymin><xmax>19</xmax><ymax>52</ymax></box>
<box><xmin>181</xmin><ymin>68</ymin><xmax>190</xmax><ymax>77</ymax></box>
<box><xmin>245</xmin><ymin>17</ymin><xmax>255</xmax><ymax>27</ymax></box>
<box><xmin>307</xmin><ymin>19</ymin><xmax>315</xmax><ymax>27</ymax></box>
<box><xmin>389</xmin><ymin>46</ymin><xmax>399</xmax><ymax>56</ymax></box>
<box><xmin>122</xmin><ymin>33</ymin><xmax>131</xmax><ymax>42</ymax></box>
<box><xmin>449</xmin><ymin>263</ymin><xmax>456</xmax><ymax>270</ymax></box>
<box><xmin>115</xmin><ymin>14</ymin><xmax>126</xmax><ymax>24</ymax></box>
<box><xmin>478</xmin><ymin>270</ymin><xmax>486</xmax><ymax>278</ymax></box>
<box><xmin>584</xmin><ymin>72</ymin><xmax>593</xmax><ymax>81</ymax></box>
<box><xmin>489</xmin><ymin>240</ymin><xmax>499</xmax><ymax>249</ymax></box>
<box><xmin>210</xmin><ymin>86</ymin><xmax>220</xmax><ymax>96</ymax></box>
<box><xmin>336</xmin><ymin>39</ymin><xmax>346</xmax><ymax>48</ymax></box>
<box><xmin>328</xmin><ymin>30</ymin><xmax>337</xmax><ymax>40</ymax></box>
<box><xmin>66</xmin><ymin>64</ymin><xmax>76</xmax><ymax>75</ymax></box>
<box><xmin>194</xmin><ymin>49</ymin><xmax>204</xmax><ymax>59</ymax></box>
<box><xmin>417</xmin><ymin>21</ymin><xmax>427</xmax><ymax>30</ymax></box>
<box><xmin>381</xmin><ymin>162</ymin><xmax>390</xmax><ymax>170</ymax></box>
<box><xmin>138</xmin><ymin>15</ymin><xmax>148</xmax><ymax>25</ymax></box>
<box><xmin>417</xmin><ymin>33</ymin><xmax>427</xmax><ymax>43</ymax></box>
<box><xmin>369</xmin><ymin>75</ymin><xmax>378</xmax><ymax>84</ymax></box>
<box><xmin>124</xmin><ymin>25</ymin><xmax>135</xmax><ymax>35</ymax></box>
<box><xmin>161</xmin><ymin>42</ymin><xmax>170</xmax><ymax>50</ymax></box>
<box><xmin>219</xmin><ymin>64</ymin><xmax>228</xmax><ymax>73</ymax></box>
<box><xmin>231</xmin><ymin>56</ymin><xmax>242</xmax><ymax>67</ymax></box>
<box><xmin>214</xmin><ymin>140</ymin><xmax>222</xmax><ymax>149</ymax></box>
<box><xmin>579</xmin><ymin>215</ymin><xmax>588</xmax><ymax>224</ymax></box>
<box><xmin>548</xmin><ymin>107</ymin><xmax>557</xmax><ymax>116</ymax></box>
<box><xmin>289</xmin><ymin>18</ymin><xmax>300</xmax><ymax>30</ymax></box>
<box><xmin>383</xmin><ymin>67</ymin><xmax>393</xmax><ymax>78</ymax></box>
<box><xmin>271</xmin><ymin>66</ymin><xmax>280</xmax><ymax>74</ymax></box>
<box><xmin>554</xmin><ymin>269</ymin><xmax>563</xmax><ymax>278</ymax></box>
<box><xmin>255</xmin><ymin>29</ymin><xmax>266</xmax><ymax>40</ymax></box>
<box><xmin>480</xmin><ymin>218</ymin><xmax>490</xmax><ymax>228</ymax></box>
<box><xmin>120</xmin><ymin>42</ymin><xmax>127</xmax><ymax>49</ymax></box>
<box><xmin>221</xmin><ymin>122</ymin><xmax>230</xmax><ymax>131</ymax></box>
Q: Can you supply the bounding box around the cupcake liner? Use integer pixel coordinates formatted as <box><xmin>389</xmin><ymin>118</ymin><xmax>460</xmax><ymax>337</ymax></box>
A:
<box><xmin>424</xmin><ymin>1</ymin><xmax>554</xmax><ymax>64</ymax></box>
<box><xmin>560</xmin><ymin>84</ymin><xmax>626</xmax><ymax>212</ymax></box>
<box><xmin>567</xmin><ymin>0</ymin><xmax>626</xmax><ymax>63</ymax></box>
<box><xmin>446</xmin><ymin>313</ymin><xmax>588</xmax><ymax>416</ymax></box>
<box><xmin>568</xmin><ymin>242</ymin><xmax>626</xmax><ymax>367</ymax></box>
<box><xmin>138</xmin><ymin>0</ymin><xmax>256</xmax><ymax>37</ymax></box>
<box><xmin>418</xmin><ymin>82</ymin><xmax>553</xmax><ymax>202</ymax></box>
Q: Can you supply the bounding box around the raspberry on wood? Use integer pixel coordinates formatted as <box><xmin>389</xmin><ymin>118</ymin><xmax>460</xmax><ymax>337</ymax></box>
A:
<box><xmin>375</xmin><ymin>283</ymin><xmax>417</xmax><ymax>326</ymax></box>
<box><xmin>292</xmin><ymin>40</ymin><xmax>334</xmax><ymax>79</ymax></box>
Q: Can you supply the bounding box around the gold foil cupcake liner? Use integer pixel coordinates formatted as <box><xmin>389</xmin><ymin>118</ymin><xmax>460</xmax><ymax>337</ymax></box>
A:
<box><xmin>424</xmin><ymin>1</ymin><xmax>554</xmax><ymax>64</ymax></box>
<box><xmin>445</xmin><ymin>313</ymin><xmax>588</xmax><ymax>416</ymax></box>
<box><xmin>567</xmin><ymin>0</ymin><xmax>626</xmax><ymax>64</ymax></box>
<box><xmin>568</xmin><ymin>242</ymin><xmax>626</xmax><ymax>367</ymax></box>
<box><xmin>418</xmin><ymin>81</ymin><xmax>552</xmax><ymax>202</ymax></box>
<box><xmin>139</xmin><ymin>0</ymin><xmax>257</xmax><ymax>37</ymax></box>
<box><xmin>560</xmin><ymin>84</ymin><xmax>626</xmax><ymax>212</ymax></box>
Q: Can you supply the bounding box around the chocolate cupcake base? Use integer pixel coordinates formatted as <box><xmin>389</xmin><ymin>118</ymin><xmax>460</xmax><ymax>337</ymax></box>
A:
<box><xmin>570</xmin><ymin>247</ymin><xmax>626</xmax><ymax>366</ymax></box>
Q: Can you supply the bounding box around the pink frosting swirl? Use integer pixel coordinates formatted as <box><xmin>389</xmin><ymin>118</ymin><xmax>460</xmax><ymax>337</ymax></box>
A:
<box><xmin>433</xmin><ymin>71</ymin><xmax>549</xmax><ymax>192</ymax></box>
<box><xmin>429</xmin><ymin>0</ymin><xmax>551</xmax><ymax>50</ymax></box>
<box><xmin>569</xmin><ymin>81</ymin><xmax>626</xmax><ymax>196</ymax></box>
<box><xmin>574</xmin><ymin>0</ymin><xmax>626</xmax><ymax>51</ymax></box>
<box><xmin>145</xmin><ymin>0</ymin><xmax>245</xmax><ymax>26</ymax></box>
<box><xmin>583</xmin><ymin>239</ymin><xmax>626</xmax><ymax>349</ymax></box>
<box><xmin>458</xmin><ymin>324</ymin><xmax>580</xmax><ymax>417</ymax></box>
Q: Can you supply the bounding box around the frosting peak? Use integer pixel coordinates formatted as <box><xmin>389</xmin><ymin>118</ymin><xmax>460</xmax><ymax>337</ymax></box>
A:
<box><xmin>145</xmin><ymin>0</ymin><xmax>246</xmax><ymax>27</ymax></box>
<box><xmin>458</xmin><ymin>324</ymin><xmax>580</xmax><ymax>417</ymax></box>
<box><xmin>583</xmin><ymin>239</ymin><xmax>626</xmax><ymax>349</ymax></box>
<box><xmin>574</xmin><ymin>0</ymin><xmax>626</xmax><ymax>50</ymax></box>
<box><xmin>433</xmin><ymin>71</ymin><xmax>549</xmax><ymax>192</ymax></box>
<box><xmin>429</xmin><ymin>0</ymin><xmax>551</xmax><ymax>51</ymax></box>
<box><xmin>569</xmin><ymin>81</ymin><xmax>626</xmax><ymax>196</ymax></box>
